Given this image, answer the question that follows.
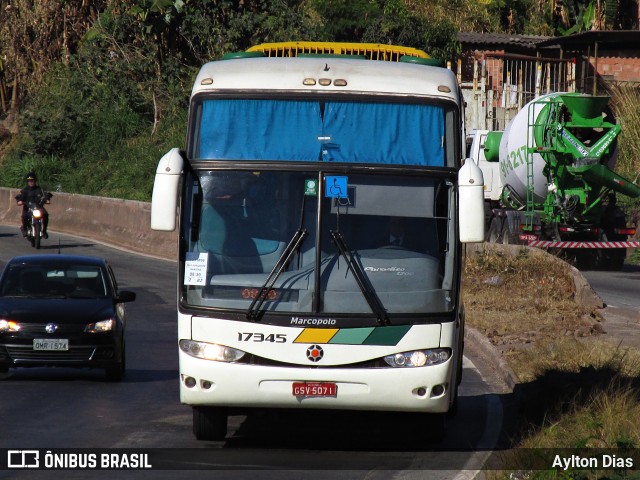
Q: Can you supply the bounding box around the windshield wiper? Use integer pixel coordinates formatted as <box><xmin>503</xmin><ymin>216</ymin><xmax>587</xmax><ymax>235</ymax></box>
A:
<box><xmin>330</xmin><ymin>230</ymin><xmax>390</xmax><ymax>326</ymax></box>
<box><xmin>246</xmin><ymin>228</ymin><xmax>308</xmax><ymax>321</ymax></box>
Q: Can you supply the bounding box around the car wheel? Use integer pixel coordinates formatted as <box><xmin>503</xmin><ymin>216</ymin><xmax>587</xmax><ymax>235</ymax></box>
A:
<box><xmin>193</xmin><ymin>406</ymin><xmax>228</xmax><ymax>441</ymax></box>
<box><xmin>0</xmin><ymin>364</ymin><xmax>9</xmax><ymax>379</ymax></box>
<box><xmin>105</xmin><ymin>341</ymin><xmax>125</xmax><ymax>382</ymax></box>
<box><xmin>105</xmin><ymin>363</ymin><xmax>124</xmax><ymax>382</ymax></box>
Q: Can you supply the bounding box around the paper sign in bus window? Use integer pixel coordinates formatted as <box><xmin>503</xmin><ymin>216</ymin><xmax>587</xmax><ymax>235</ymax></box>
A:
<box><xmin>184</xmin><ymin>252</ymin><xmax>208</xmax><ymax>286</ymax></box>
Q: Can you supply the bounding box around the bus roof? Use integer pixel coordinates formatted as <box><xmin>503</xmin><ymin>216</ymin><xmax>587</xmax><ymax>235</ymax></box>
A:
<box><xmin>191</xmin><ymin>56</ymin><xmax>459</xmax><ymax>101</ymax></box>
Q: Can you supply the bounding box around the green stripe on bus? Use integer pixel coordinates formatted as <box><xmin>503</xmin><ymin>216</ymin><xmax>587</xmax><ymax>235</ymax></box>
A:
<box><xmin>328</xmin><ymin>328</ymin><xmax>375</xmax><ymax>345</ymax></box>
<box><xmin>362</xmin><ymin>325</ymin><xmax>412</xmax><ymax>345</ymax></box>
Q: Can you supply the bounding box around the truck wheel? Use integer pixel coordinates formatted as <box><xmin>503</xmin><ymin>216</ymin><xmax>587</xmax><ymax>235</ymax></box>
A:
<box><xmin>597</xmin><ymin>232</ymin><xmax>626</xmax><ymax>271</ymax></box>
<box><xmin>575</xmin><ymin>250</ymin><xmax>597</xmax><ymax>270</ymax></box>
<box><xmin>600</xmin><ymin>250</ymin><xmax>625</xmax><ymax>271</ymax></box>
<box><xmin>193</xmin><ymin>406</ymin><xmax>228</xmax><ymax>441</ymax></box>
<box><xmin>487</xmin><ymin>216</ymin><xmax>503</xmax><ymax>243</ymax></box>
<box><xmin>500</xmin><ymin>220</ymin><xmax>519</xmax><ymax>245</ymax></box>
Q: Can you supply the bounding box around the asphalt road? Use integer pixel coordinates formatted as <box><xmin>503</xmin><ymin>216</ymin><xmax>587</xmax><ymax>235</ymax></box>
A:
<box><xmin>579</xmin><ymin>262</ymin><xmax>640</xmax><ymax>351</ymax></box>
<box><xmin>0</xmin><ymin>225</ymin><xmax>506</xmax><ymax>480</ymax></box>
<box><xmin>580</xmin><ymin>263</ymin><xmax>640</xmax><ymax>311</ymax></box>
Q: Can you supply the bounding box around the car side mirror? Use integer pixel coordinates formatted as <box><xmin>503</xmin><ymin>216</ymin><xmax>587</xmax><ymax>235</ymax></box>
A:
<box><xmin>116</xmin><ymin>290</ymin><xmax>136</xmax><ymax>303</ymax></box>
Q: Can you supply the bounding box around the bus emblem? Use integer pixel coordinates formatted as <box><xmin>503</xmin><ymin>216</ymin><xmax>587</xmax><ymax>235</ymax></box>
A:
<box><xmin>306</xmin><ymin>345</ymin><xmax>324</xmax><ymax>362</ymax></box>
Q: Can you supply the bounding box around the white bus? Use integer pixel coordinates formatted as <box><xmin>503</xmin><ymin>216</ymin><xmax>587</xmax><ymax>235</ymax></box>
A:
<box><xmin>151</xmin><ymin>41</ymin><xmax>485</xmax><ymax>441</ymax></box>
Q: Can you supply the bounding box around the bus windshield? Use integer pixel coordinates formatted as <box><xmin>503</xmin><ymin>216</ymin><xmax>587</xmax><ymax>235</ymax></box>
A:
<box><xmin>181</xmin><ymin>170</ymin><xmax>456</xmax><ymax>320</ymax></box>
<box><xmin>191</xmin><ymin>98</ymin><xmax>458</xmax><ymax>167</ymax></box>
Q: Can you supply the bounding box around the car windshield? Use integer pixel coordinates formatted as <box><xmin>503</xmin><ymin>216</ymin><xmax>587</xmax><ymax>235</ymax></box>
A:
<box><xmin>181</xmin><ymin>170</ymin><xmax>455</xmax><ymax>320</ymax></box>
<box><xmin>0</xmin><ymin>264</ymin><xmax>108</xmax><ymax>298</ymax></box>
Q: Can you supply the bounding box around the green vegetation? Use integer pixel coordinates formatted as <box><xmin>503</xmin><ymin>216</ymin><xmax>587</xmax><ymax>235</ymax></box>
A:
<box><xmin>0</xmin><ymin>0</ymin><xmax>460</xmax><ymax>198</ymax></box>
<box><xmin>1</xmin><ymin>1</ymin><xmax>639</xmax><ymax>200</ymax></box>
<box><xmin>464</xmin><ymin>245</ymin><xmax>640</xmax><ymax>477</ymax></box>
<box><xmin>608</xmin><ymin>85</ymin><xmax>640</xmax><ymax>245</ymax></box>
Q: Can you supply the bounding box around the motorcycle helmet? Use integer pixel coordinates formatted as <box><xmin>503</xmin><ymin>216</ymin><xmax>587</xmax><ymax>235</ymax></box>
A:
<box><xmin>25</xmin><ymin>171</ymin><xmax>37</xmax><ymax>181</ymax></box>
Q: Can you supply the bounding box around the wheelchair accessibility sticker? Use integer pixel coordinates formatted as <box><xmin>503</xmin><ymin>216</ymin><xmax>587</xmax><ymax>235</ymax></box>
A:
<box><xmin>325</xmin><ymin>176</ymin><xmax>348</xmax><ymax>198</ymax></box>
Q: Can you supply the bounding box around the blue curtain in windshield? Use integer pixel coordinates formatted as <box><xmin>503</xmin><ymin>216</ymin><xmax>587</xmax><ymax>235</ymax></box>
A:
<box><xmin>322</xmin><ymin>102</ymin><xmax>445</xmax><ymax>166</ymax></box>
<box><xmin>199</xmin><ymin>99</ymin><xmax>323</xmax><ymax>161</ymax></box>
<box><xmin>198</xmin><ymin>99</ymin><xmax>445</xmax><ymax>166</ymax></box>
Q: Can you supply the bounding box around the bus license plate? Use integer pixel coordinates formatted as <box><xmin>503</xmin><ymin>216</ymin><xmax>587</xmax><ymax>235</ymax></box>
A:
<box><xmin>292</xmin><ymin>382</ymin><xmax>337</xmax><ymax>397</ymax></box>
<box><xmin>33</xmin><ymin>339</ymin><xmax>69</xmax><ymax>351</ymax></box>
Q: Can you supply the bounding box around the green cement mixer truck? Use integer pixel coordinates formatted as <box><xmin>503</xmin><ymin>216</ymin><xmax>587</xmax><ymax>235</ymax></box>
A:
<box><xmin>481</xmin><ymin>92</ymin><xmax>639</xmax><ymax>269</ymax></box>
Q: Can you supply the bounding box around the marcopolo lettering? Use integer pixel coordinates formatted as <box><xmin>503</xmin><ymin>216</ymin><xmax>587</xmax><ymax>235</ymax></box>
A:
<box><xmin>290</xmin><ymin>317</ymin><xmax>337</xmax><ymax>326</ymax></box>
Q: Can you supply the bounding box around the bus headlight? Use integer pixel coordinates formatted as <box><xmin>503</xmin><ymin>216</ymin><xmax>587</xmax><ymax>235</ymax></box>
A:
<box><xmin>179</xmin><ymin>339</ymin><xmax>246</xmax><ymax>362</ymax></box>
<box><xmin>383</xmin><ymin>348</ymin><xmax>451</xmax><ymax>367</ymax></box>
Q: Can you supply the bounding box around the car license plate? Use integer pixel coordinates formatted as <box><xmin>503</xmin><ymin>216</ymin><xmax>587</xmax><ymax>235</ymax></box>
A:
<box><xmin>33</xmin><ymin>339</ymin><xmax>69</xmax><ymax>351</ymax></box>
<box><xmin>292</xmin><ymin>382</ymin><xmax>337</xmax><ymax>397</ymax></box>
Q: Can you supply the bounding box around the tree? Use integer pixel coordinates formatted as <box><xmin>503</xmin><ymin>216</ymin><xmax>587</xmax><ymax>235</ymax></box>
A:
<box><xmin>361</xmin><ymin>0</ymin><xmax>460</xmax><ymax>60</ymax></box>
<box><xmin>310</xmin><ymin>0</ymin><xmax>384</xmax><ymax>40</ymax></box>
<box><xmin>404</xmin><ymin>0</ymin><xmax>502</xmax><ymax>33</ymax></box>
<box><xmin>0</xmin><ymin>0</ymin><xmax>107</xmax><ymax>118</ymax></box>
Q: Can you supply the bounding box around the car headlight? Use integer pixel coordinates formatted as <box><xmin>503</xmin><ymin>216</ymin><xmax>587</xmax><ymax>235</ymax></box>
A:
<box><xmin>179</xmin><ymin>339</ymin><xmax>246</xmax><ymax>362</ymax></box>
<box><xmin>383</xmin><ymin>348</ymin><xmax>451</xmax><ymax>367</ymax></box>
<box><xmin>0</xmin><ymin>319</ymin><xmax>21</xmax><ymax>332</ymax></box>
<box><xmin>84</xmin><ymin>319</ymin><xmax>115</xmax><ymax>333</ymax></box>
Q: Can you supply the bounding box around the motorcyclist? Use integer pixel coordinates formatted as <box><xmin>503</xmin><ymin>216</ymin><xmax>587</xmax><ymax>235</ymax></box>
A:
<box><xmin>15</xmin><ymin>171</ymin><xmax>52</xmax><ymax>239</ymax></box>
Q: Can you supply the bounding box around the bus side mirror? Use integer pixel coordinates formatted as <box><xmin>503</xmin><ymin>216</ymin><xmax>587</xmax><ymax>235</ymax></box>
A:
<box><xmin>151</xmin><ymin>148</ymin><xmax>185</xmax><ymax>231</ymax></box>
<box><xmin>458</xmin><ymin>159</ymin><xmax>485</xmax><ymax>243</ymax></box>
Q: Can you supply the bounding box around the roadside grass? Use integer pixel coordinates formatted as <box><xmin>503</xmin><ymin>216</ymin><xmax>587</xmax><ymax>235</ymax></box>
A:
<box><xmin>463</xmin><ymin>245</ymin><xmax>593</xmax><ymax>357</ymax></box>
<box><xmin>609</xmin><ymin>84</ymin><xmax>640</xmax><ymax>267</ymax></box>
<box><xmin>463</xmin><ymin>245</ymin><xmax>640</xmax><ymax>474</ymax></box>
<box><xmin>609</xmin><ymin>85</ymin><xmax>640</xmax><ymax>185</ymax></box>
<box><xmin>520</xmin><ymin>378</ymin><xmax>640</xmax><ymax>449</ymax></box>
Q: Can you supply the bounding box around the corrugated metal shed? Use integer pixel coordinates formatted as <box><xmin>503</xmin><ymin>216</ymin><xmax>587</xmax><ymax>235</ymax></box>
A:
<box><xmin>457</xmin><ymin>32</ymin><xmax>551</xmax><ymax>52</ymax></box>
<box><xmin>535</xmin><ymin>30</ymin><xmax>640</xmax><ymax>50</ymax></box>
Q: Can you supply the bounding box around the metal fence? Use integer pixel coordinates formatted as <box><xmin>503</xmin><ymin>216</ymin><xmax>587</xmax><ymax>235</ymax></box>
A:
<box><xmin>459</xmin><ymin>53</ymin><xmax>576</xmax><ymax>132</ymax></box>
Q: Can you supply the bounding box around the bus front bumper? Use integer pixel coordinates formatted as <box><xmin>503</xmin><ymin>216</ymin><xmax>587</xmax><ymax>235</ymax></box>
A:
<box><xmin>178</xmin><ymin>352</ymin><xmax>454</xmax><ymax>413</ymax></box>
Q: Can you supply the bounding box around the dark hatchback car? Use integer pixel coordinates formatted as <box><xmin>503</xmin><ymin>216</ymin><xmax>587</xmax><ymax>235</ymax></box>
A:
<box><xmin>0</xmin><ymin>255</ymin><xmax>136</xmax><ymax>381</ymax></box>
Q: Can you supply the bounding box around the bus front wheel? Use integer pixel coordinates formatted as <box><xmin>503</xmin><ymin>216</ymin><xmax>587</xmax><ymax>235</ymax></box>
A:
<box><xmin>193</xmin><ymin>406</ymin><xmax>228</xmax><ymax>441</ymax></box>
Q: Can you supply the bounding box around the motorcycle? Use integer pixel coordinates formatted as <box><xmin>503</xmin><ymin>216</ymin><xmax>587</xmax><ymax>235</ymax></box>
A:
<box><xmin>24</xmin><ymin>198</ymin><xmax>49</xmax><ymax>249</ymax></box>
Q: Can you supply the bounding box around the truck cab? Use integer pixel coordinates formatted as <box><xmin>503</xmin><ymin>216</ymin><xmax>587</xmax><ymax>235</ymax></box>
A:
<box><xmin>465</xmin><ymin>129</ymin><xmax>503</xmax><ymax>206</ymax></box>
